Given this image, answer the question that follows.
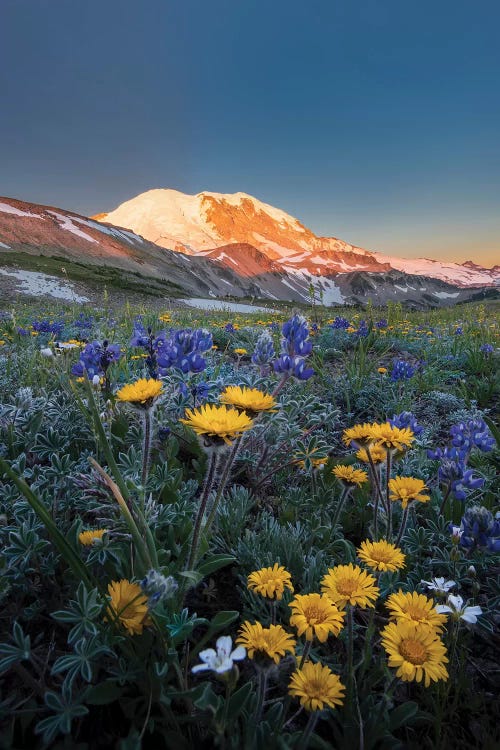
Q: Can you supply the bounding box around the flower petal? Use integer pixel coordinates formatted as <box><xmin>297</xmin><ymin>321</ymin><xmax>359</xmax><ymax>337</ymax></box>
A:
<box><xmin>198</xmin><ymin>648</ymin><xmax>216</xmax><ymax>664</ymax></box>
<box><xmin>216</xmin><ymin>636</ymin><xmax>232</xmax><ymax>656</ymax></box>
<box><xmin>192</xmin><ymin>663</ymin><xmax>210</xmax><ymax>673</ymax></box>
<box><xmin>230</xmin><ymin>645</ymin><xmax>246</xmax><ymax>661</ymax></box>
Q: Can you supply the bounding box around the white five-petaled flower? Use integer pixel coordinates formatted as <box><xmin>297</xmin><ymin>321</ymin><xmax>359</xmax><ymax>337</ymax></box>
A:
<box><xmin>420</xmin><ymin>577</ymin><xmax>456</xmax><ymax>596</ymax></box>
<box><xmin>436</xmin><ymin>594</ymin><xmax>482</xmax><ymax>624</ymax></box>
<box><xmin>192</xmin><ymin>636</ymin><xmax>246</xmax><ymax>674</ymax></box>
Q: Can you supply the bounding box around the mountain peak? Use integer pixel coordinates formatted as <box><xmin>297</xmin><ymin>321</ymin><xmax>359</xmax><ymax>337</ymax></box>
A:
<box><xmin>93</xmin><ymin>187</ymin><xmax>500</xmax><ymax>288</ymax></box>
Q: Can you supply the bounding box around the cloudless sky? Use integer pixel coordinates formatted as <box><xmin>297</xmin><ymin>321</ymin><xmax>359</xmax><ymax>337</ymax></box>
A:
<box><xmin>1</xmin><ymin>0</ymin><xmax>499</xmax><ymax>265</ymax></box>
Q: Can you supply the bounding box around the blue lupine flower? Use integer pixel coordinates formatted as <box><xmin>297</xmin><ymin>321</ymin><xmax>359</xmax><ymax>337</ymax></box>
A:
<box><xmin>450</xmin><ymin>419</ymin><xmax>496</xmax><ymax>454</ymax></box>
<box><xmin>224</xmin><ymin>323</ymin><xmax>236</xmax><ymax>333</ymax></box>
<box><xmin>480</xmin><ymin>343</ymin><xmax>494</xmax><ymax>354</ymax></box>
<box><xmin>252</xmin><ymin>330</ymin><xmax>275</xmax><ymax>368</ymax></box>
<box><xmin>427</xmin><ymin>445</ymin><xmax>466</xmax><ymax>463</ymax></box>
<box><xmin>17</xmin><ymin>327</ymin><xmax>29</xmax><ymax>336</ymax></box>
<box><xmin>428</xmin><ymin>443</ymin><xmax>485</xmax><ymax>501</ymax></box>
<box><xmin>141</xmin><ymin>570</ymin><xmax>178</xmax><ymax>608</ymax></box>
<box><xmin>157</xmin><ymin>328</ymin><xmax>213</xmax><ymax>375</ymax></box>
<box><xmin>450</xmin><ymin>467</ymin><xmax>484</xmax><ymax>501</ymax></box>
<box><xmin>281</xmin><ymin>314</ymin><xmax>313</xmax><ymax>357</ymax></box>
<box><xmin>73</xmin><ymin>313</ymin><xmax>94</xmax><ymax>332</ymax></box>
<box><xmin>455</xmin><ymin>327</ymin><xmax>463</xmax><ymax>335</ymax></box>
<box><xmin>273</xmin><ymin>354</ymin><xmax>314</xmax><ymax>381</ymax></box>
<box><xmin>178</xmin><ymin>380</ymin><xmax>210</xmax><ymax>406</ymax></box>
<box><xmin>130</xmin><ymin>321</ymin><xmax>169</xmax><ymax>378</ymax></box>
<box><xmin>331</xmin><ymin>317</ymin><xmax>350</xmax><ymax>330</ymax></box>
<box><xmin>389</xmin><ymin>411</ymin><xmax>423</xmax><ymax>436</ymax></box>
<box><xmin>390</xmin><ymin>359</ymin><xmax>416</xmax><ymax>381</ymax></box>
<box><xmin>71</xmin><ymin>340</ymin><xmax>122</xmax><ymax>379</ymax></box>
<box><xmin>459</xmin><ymin>506</ymin><xmax>500</xmax><ymax>551</ymax></box>
<box><xmin>376</xmin><ymin>319</ymin><xmax>388</xmax><ymax>329</ymax></box>
<box><xmin>32</xmin><ymin>319</ymin><xmax>64</xmax><ymax>336</ymax></box>
<box><xmin>355</xmin><ymin>320</ymin><xmax>369</xmax><ymax>337</ymax></box>
<box><xmin>273</xmin><ymin>315</ymin><xmax>314</xmax><ymax>381</ymax></box>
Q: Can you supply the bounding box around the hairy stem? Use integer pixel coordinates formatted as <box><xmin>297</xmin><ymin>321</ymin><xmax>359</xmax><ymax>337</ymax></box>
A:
<box><xmin>141</xmin><ymin>408</ymin><xmax>153</xmax><ymax>492</ymax></box>
<box><xmin>395</xmin><ymin>506</ymin><xmax>410</xmax><ymax>547</ymax></box>
<box><xmin>186</xmin><ymin>451</ymin><xmax>219</xmax><ymax>571</ymax></box>
<box><xmin>298</xmin><ymin>712</ymin><xmax>319</xmax><ymax>750</ymax></box>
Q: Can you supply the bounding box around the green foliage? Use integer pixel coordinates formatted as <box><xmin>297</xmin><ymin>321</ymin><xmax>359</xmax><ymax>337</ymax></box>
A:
<box><xmin>0</xmin><ymin>299</ymin><xmax>498</xmax><ymax>748</ymax></box>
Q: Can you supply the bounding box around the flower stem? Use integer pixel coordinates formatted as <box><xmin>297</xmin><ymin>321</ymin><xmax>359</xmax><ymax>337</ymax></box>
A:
<box><xmin>395</xmin><ymin>506</ymin><xmax>410</xmax><ymax>547</ymax></box>
<box><xmin>255</xmin><ymin>668</ymin><xmax>269</xmax><ymax>723</ymax></box>
<box><xmin>298</xmin><ymin>712</ymin><xmax>319</xmax><ymax>750</ymax></box>
<box><xmin>298</xmin><ymin>640</ymin><xmax>312</xmax><ymax>670</ymax></box>
<box><xmin>385</xmin><ymin>450</ymin><xmax>393</xmax><ymax>540</ymax></box>
<box><xmin>141</xmin><ymin>407</ymin><xmax>153</xmax><ymax>492</ymax></box>
<box><xmin>332</xmin><ymin>486</ymin><xmax>350</xmax><ymax>528</ymax></box>
<box><xmin>186</xmin><ymin>451</ymin><xmax>218</xmax><ymax>571</ymax></box>
<box><xmin>203</xmin><ymin>436</ymin><xmax>242</xmax><ymax>538</ymax></box>
<box><xmin>438</xmin><ymin>482</ymin><xmax>452</xmax><ymax>516</ymax></box>
<box><xmin>346</xmin><ymin>605</ymin><xmax>354</xmax><ymax>700</ymax></box>
<box><xmin>365</xmin><ymin>447</ymin><xmax>384</xmax><ymax>539</ymax></box>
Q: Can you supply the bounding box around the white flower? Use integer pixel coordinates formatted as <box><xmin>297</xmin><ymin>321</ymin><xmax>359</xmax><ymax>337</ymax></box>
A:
<box><xmin>420</xmin><ymin>577</ymin><xmax>456</xmax><ymax>596</ymax></box>
<box><xmin>92</xmin><ymin>375</ymin><xmax>101</xmax><ymax>386</ymax></box>
<box><xmin>40</xmin><ymin>347</ymin><xmax>54</xmax><ymax>358</ymax></box>
<box><xmin>436</xmin><ymin>594</ymin><xmax>482</xmax><ymax>624</ymax></box>
<box><xmin>192</xmin><ymin>636</ymin><xmax>246</xmax><ymax>674</ymax></box>
<box><xmin>450</xmin><ymin>525</ymin><xmax>463</xmax><ymax>542</ymax></box>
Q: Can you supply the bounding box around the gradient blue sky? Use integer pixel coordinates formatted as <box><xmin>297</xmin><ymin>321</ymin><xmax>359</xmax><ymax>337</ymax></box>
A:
<box><xmin>1</xmin><ymin>0</ymin><xmax>499</xmax><ymax>265</ymax></box>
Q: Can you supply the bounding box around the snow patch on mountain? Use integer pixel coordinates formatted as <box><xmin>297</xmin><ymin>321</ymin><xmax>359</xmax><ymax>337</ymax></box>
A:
<box><xmin>0</xmin><ymin>268</ymin><xmax>89</xmax><ymax>302</ymax></box>
<box><xmin>0</xmin><ymin>202</ymin><xmax>44</xmax><ymax>219</ymax></box>
<box><xmin>48</xmin><ymin>211</ymin><xmax>97</xmax><ymax>244</ymax></box>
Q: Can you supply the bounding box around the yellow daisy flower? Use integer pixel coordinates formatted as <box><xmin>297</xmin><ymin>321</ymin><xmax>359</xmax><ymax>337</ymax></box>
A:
<box><xmin>233</xmin><ymin>348</ymin><xmax>247</xmax><ymax>356</ymax></box>
<box><xmin>377</xmin><ymin>367</ymin><xmax>388</xmax><ymax>374</ymax></box>
<box><xmin>386</xmin><ymin>590</ymin><xmax>447</xmax><ymax>632</ymax></box>
<box><xmin>388</xmin><ymin>476</ymin><xmax>430</xmax><ymax>509</ymax></box>
<box><xmin>180</xmin><ymin>403</ymin><xmax>254</xmax><ymax>445</ymax></box>
<box><xmin>356</xmin><ymin>444</ymin><xmax>387</xmax><ymax>464</ymax></box>
<box><xmin>236</xmin><ymin>621</ymin><xmax>296</xmax><ymax>663</ymax></box>
<box><xmin>380</xmin><ymin>620</ymin><xmax>449</xmax><ymax>687</ymax></box>
<box><xmin>368</xmin><ymin>423</ymin><xmax>415</xmax><ymax>452</ymax></box>
<box><xmin>321</xmin><ymin>563</ymin><xmax>380</xmax><ymax>609</ymax></box>
<box><xmin>78</xmin><ymin>529</ymin><xmax>108</xmax><ymax>546</ymax></box>
<box><xmin>107</xmin><ymin>580</ymin><xmax>150</xmax><ymax>636</ymax></box>
<box><xmin>288</xmin><ymin>661</ymin><xmax>345</xmax><ymax>712</ymax></box>
<box><xmin>332</xmin><ymin>465</ymin><xmax>369</xmax><ymax>487</ymax></box>
<box><xmin>247</xmin><ymin>564</ymin><xmax>294</xmax><ymax>600</ymax></box>
<box><xmin>342</xmin><ymin>423</ymin><xmax>376</xmax><ymax>448</ymax></box>
<box><xmin>357</xmin><ymin>539</ymin><xmax>405</xmax><ymax>573</ymax></box>
<box><xmin>289</xmin><ymin>593</ymin><xmax>345</xmax><ymax>642</ymax></box>
<box><xmin>219</xmin><ymin>385</ymin><xmax>277</xmax><ymax>414</ymax></box>
<box><xmin>116</xmin><ymin>378</ymin><xmax>163</xmax><ymax>407</ymax></box>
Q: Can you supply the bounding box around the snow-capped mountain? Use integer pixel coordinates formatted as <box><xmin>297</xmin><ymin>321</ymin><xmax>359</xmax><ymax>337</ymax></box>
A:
<box><xmin>98</xmin><ymin>188</ymin><xmax>500</xmax><ymax>288</ymax></box>
<box><xmin>1</xmin><ymin>194</ymin><xmax>498</xmax><ymax>308</ymax></box>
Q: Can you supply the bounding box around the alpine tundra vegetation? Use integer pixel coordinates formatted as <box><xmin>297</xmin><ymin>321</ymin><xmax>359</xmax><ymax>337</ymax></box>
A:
<box><xmin>0</xmin><ymin>300</ymin><xmax>498</xmax><ymax>749</ymax></box>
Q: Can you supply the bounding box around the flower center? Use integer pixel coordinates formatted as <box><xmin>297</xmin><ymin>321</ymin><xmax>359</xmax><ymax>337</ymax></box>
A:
<box><xmin>371</xmin><ymin>550</ymin><xmax>391</xmax><ymax>562</ymax></box>
<box><xmin>407</xmin><ymin>606</ymin><xmax>428</xmax><ymax>621</ymax></box>
<box><xmin>304</xmin><ymin>606</ymin><xmax>327</xmax><ymax>623</ymax></box>
<box><xmin>337</xmin><ymin>578</ymin><xmax>358</xmax><ymax>596</ymax></box>
<box><xmin>399</xmin><ymin>638</ymin><xmax>427</xmax><ymax>665</ymax></box>
<box><xmin>306</xmin><ymin>678</ymin><xmax>325</xmax><ymax>698</ymax></box>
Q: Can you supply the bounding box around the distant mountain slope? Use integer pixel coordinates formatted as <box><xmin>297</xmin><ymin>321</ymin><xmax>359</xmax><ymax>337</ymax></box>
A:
<box><xmin>98</xmin><ymin>188</ymin><xmax>500</xmax><ymax>288</ymax></box>
<box><xmin>1</xmin><ymin>195</ymin><xmax>498</xmax><ymax>308</ymax></box>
